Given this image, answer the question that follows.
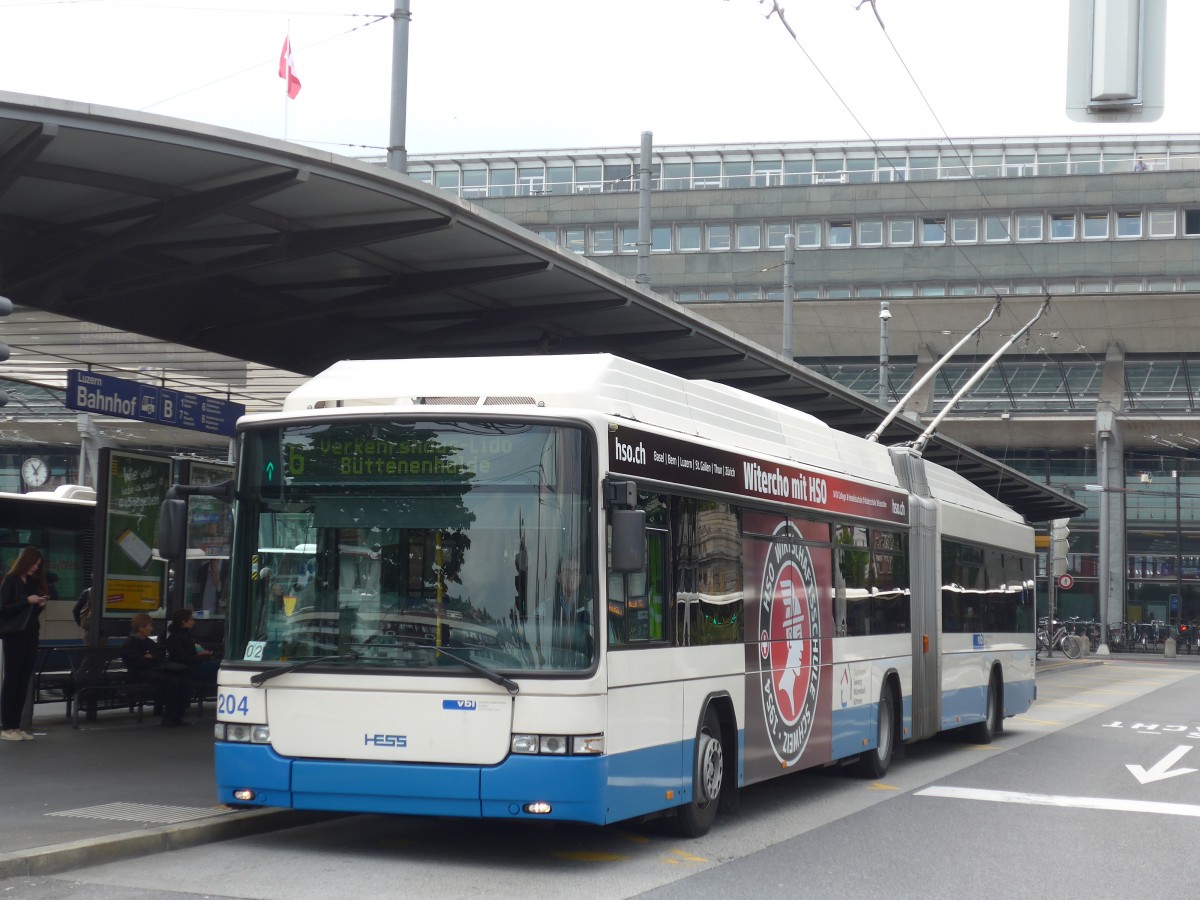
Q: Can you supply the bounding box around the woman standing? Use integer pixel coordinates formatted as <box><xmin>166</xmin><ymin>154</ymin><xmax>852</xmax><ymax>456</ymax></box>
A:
<box><xmin>0</xmin><ymin>546</ymin><xmax>49</xmax><ymax>741</ymax></box>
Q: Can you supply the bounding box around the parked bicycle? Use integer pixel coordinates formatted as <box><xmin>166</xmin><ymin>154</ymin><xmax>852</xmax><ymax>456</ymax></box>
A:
<box><xmin>1036</xmin><ymin>619</ymin><xmax>1082</xmax><ymax>659</ymax></box>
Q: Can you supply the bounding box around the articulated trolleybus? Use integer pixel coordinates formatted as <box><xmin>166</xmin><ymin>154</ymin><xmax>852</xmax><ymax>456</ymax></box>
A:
<box><xmin>211</xmin><ymin>354</ymin><xmax>1035</xmax><ymax>835</ymax></box>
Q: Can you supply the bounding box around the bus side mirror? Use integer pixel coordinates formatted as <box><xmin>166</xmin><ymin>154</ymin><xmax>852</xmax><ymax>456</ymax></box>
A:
<box><xmin>156</xmin><ymin>498</ymin><xmax>188</xmax><ymax>563</ymax></box>
<box><xmin>610</xmin><ymin>509</ymin><xmax>646</xmax><ymax>573</ymax></box>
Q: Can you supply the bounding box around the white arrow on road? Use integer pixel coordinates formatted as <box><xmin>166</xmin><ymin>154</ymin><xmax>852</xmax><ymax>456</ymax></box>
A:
<box><xmin>1127</xmin><ymin>745</ymin><xmax>1198</xmax><ymax>785</ymax></box>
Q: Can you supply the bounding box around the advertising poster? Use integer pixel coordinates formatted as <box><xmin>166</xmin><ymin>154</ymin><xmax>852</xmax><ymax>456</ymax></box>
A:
<box><xmin>741</xmin><ymin>510</ymin><xmax>834</xmax><ymax>784</ymax></box>
<box><xmin>102</xmin><ymin>451</ymin><xmax>171</xmax><ymax>611</ymax></box>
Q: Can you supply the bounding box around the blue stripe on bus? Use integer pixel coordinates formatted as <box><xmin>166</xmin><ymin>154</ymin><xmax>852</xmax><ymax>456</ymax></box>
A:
<box><xmin>217</xmin><ymin>736</ymin><xmax>737</xmax><ymax>825</ymax></box>
<box><xmin>940</xmin><ymin>677</ymin><xmax>1034</xmax><ymax>730</ymax></box>
<box><xmin>831</xmin><ymin>701</ymin><xmax>876</xmax><ymax>759</ymax></box>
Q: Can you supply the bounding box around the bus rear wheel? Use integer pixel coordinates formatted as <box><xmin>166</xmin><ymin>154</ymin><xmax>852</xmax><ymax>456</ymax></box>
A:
<box><xmin>674</xmin><ymin>707</ymin><xmax>723</xmax><ymax>837</ymax></box>
<box><xmin>965</xmin><ymin>672</ymin><xmax>999</xmax><ymax>744</ymax></box>
<box><xmin>855</xmin><ymin>684</ymin><xmax>894</xmax><ymax>779</ymax></box>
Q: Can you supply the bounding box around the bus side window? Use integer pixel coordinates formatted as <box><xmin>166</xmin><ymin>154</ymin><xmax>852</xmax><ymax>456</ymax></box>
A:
<box><xmin>608</xmin><ymin>495</ymin><xmax>667</xmax><ymax>647</ymax></box>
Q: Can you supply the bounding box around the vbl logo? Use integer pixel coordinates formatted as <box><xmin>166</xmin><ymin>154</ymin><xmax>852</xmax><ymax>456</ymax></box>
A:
<box><xmin>443</xmin><ymin>699</ymin><xmax>477</xmax><ymax>710</ymax></box>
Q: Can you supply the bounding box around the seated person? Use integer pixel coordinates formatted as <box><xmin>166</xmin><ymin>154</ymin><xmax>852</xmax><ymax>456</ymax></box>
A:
<box><xmin>164</xmin><ymin>607</ymin><xmax>220</xmax><ymax>688</ymax></box>
<box><xmin>120</xmin><ymin>613</ymin><xmax>192</xmax><ymax>726</ymax></box>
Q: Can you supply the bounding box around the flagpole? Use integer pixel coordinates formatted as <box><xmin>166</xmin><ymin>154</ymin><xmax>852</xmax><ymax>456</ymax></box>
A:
<box><xmin>283</xmin><ymin>24</ymin><xmax>291</xmax><ymax>140</ymax></box>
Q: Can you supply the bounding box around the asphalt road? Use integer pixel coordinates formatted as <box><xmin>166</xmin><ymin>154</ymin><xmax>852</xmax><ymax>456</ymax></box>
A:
<box><xmin>4</xmin><ymin>660</ymin><xmax>1197</xmax><ymax>900</ymax></box>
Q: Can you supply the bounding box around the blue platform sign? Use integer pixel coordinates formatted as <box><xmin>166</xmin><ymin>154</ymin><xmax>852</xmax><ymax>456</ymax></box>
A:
<box><xmin>66</xmin><ymin>370</ymin><xmax>245</xmax><ymax>437</ymax></box>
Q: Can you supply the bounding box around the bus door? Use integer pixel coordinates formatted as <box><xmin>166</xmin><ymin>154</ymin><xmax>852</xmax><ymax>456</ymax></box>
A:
<box><xmin>907</xmin><ymin>493</ymin><xmax>941</xmax><ymax>741</ymax></box>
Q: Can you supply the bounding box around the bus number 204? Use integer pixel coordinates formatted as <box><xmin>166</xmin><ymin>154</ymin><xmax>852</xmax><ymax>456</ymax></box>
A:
<box><xmin>218</xmin><ymin>693</ymin><xmax>250</xmax><ymax>717</ymax></box>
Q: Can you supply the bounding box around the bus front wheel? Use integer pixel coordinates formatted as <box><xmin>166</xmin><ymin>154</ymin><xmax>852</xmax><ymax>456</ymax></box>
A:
<box><xmin>674</xmin><ymin>707</ymin><xmax>723</xmax><ymax>837</ymax></box>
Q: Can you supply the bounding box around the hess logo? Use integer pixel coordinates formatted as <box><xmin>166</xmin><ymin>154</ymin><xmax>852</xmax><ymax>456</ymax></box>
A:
<box><xmin>364</xmin><ymin>734</ymin><xmax>407</xmax><ymax>747</ymax></box>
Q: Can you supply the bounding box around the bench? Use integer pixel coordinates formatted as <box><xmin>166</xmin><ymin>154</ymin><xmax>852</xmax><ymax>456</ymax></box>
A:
<box><xmin>32</xmin><ymin>645</ymin><xmax>170</xmax><ymax>728</ymax></box>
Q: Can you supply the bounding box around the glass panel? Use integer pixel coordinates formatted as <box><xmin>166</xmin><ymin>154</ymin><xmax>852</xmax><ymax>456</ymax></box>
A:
<box><xmin>984</xmin><ymin>215</ymin><xmax>1011</xmax><ymax>242</ymax></box>
<box><xmin>846</xmin><ymin>157</ymin><xmax>875</xmax><ymax>184</ymax></box>
<box><xmin>663</xmin><ymin>162</ymin><xmax>691</xmax><ymax>191</ymax></box>
<box><xmin>603</xmin><ymin>164</ymin><xmax>633</xmax><ymax>191</ymax></box>
<box><xmin>783</xmin><ymin>160</ymin><xmax>813</xmax><ymax>186</ymax></box>
<box><xmin>574</xmin><ymin>165</ymin><xmax>602</xmax><ymax>192</ymax></box>
<box><xmin>1050</xmin><ymin>213</ymin><xmax>1076</xmax><ymax>240</ymax></box>
<box><xmin>1183</xmin><ymin>209</ymin><xmax>1200</xmax><ymax>236</ymax></box>
<box><xmin>1038</xmin><ymin>154</ymin><xmax>1068</xmax><ymax>176</ymax></box>
<box><xmin>590</xmin><ymin>227</ymin><xmax>614</xmax><ymax>254</ymax></box>
<box><xmin>952</xmin><ymin>217</ymin><xmax>978</xmax><ymax>243</ymax></box>
<box><xmin>546</xmin><ymin>166</ymin><xmax>573</xmax><ymax>195</ymax></box>
<box><xmin>434</xmin><ymin>171</ymin><xmax>460</xmax><ymax>190</ymax></box>
<box><xmin>1083</xmin><ymin>213</ymin><xmax>1109</xmax><ymax>239</ymax></box>
<box><xmin>707</xmin><ymin>289</ymin><xmax>731</xmax><ymax>302</ymax></box>
<box><xmin>678</xmin><ymin>224</ymin><xmax>701</xmax><ymax>251</ymax></box>
<box><xmin>735</xmin><ymin>288</ymin><xmax>760</xmax><ymax>301</ymax></box>
<box><xmin>706</xmin><ymin>224</ymin><xmax>731</xmax><ymax>251</ymax></box>
<box><xmin>676</xmin><ymin>290</ymin><xmax>702</xmax><ymax>303</ymax></box>
<box><xmin>973</xmin><ymin>154</ymin><xmax>1002</xmax><ymax>178</ymax></box>
<box><xmin>239</xmin><ymin>422</ymin><xmax>595</xmax><ymax>672</ymax></box>
<box><xmin>795</xmin><ymin>221</ymin><xmax>821</xmax><ymax>248</ymax></box>
<box><xmin>1116</xmin><ymin>212</ymin><xmax>1142</xmax><ymax>238</ymax></box>
<box><xmin>651</xmin><ymin>226</ymin><xmax>672</xmax><ymax>252</ymax></box>
<box><xmin>693</xmin><ymin>162</ymin><xmax>721</xmax><ymax>188</ymax></box>
<box><xmin>858</xmin><ymin>219</ymin><xmax>883</xmax><ymax>246</ymax></box>
<box><xmin>563</xmin><ymin>229</ymin><xmax>584</xmax><ymax>254</ymax></box>
<box><xmin>1016</xmin><ymin>213</ymin><xmax>1043</xmax><ymax>241</ymax></box>
<box><xmin>491</xmin><ymin>167</ymin><xmax>516</xmax><ymax>198</ymax></box>
<box><xmin>621</xmin><ymin>226</ymin><xmax>638</xmax><ymax>252</ymax></box>
<box><xmin>921</xmin><ymin>217</ymin><xmax>946</xmax><ymax>244</ymax></box>
<box><xmin>1149</xmin><ymin>209</ymin><xmax>1176</xmax><ymax>237</ymax></box>
<box><xmin>908</xmin><ymin>157</ymin><xmax>938</xmax><ymax>180</ymax></box>
<box><xmin>827</xmin><ymin>221</ymin><xmax>852</xmax><ymax>247</ymax></box>
<box><xmin>825</xmin><ymin>287</ymin><xmax>852</xmax><ymax>299</ymax></box>
<box><xmin>725</xmin><ymin>161</ymin><xmax>752</xmax><ymax>188</ymax></box>
<box><xmin>766</xmin><ymin>222</ymin><xmax>791</xmax><ymax>249</ymax></box>
<box><xmin>889</xmin><ymin>218</ymin><xmax>915</xmax><ymax>245</ymax></box>
<box><xmin>736</xmin><ymin>223</ymin><xmax>761</xmax><ymax>250</ymax></box>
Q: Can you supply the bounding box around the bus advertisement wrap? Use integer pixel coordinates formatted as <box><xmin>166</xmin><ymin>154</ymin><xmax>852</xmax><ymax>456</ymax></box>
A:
<box><xmin>608</xmin><ymin>426</ymin><xmax>908</xmax><ymax>526</ymax></box>
<box><xmin>741</xmin><ymin>512</ymin><xmax>834</xmax><ymax>781</ymax></box>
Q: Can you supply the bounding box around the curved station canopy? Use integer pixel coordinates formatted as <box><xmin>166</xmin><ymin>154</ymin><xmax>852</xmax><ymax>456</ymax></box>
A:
<box><xmin>0</xmin><ymin>92</ymin><xmax>1081</xmax><ymax>520</ymax></box>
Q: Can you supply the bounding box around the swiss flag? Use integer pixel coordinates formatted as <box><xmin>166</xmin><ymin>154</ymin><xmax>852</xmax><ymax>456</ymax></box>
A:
<box><xmin>279</xmin><ymin>36</ymin><xmax>301</xmax><ymax>99</ymax></box>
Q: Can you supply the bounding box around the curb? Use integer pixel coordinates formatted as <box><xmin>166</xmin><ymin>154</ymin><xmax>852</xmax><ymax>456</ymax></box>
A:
<box><xmin>0</xmin><ymin>807</ymin><xmax>339</xmax><ymax>879</ymax></box>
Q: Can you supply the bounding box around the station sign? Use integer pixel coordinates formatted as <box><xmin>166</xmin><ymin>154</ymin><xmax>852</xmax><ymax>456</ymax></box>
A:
<box><xmin>66</xmin><ymin>369</ymin><xmax>244</xmax><ymax>437</ymax></box>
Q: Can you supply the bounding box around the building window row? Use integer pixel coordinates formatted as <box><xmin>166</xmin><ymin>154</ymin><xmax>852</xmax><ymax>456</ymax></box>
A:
<box><xmin>410</xmin><ymin>146</ymin><xmax>1194</xmax><ymax>198</ymax></box>
<box><xmin>531</xmin><ymin>207</ymin><xmax>1198</xmax><ymax>257</ymax></box>
<box><xmin>667</xmin><ymin>275</ymin><xmax>1200</xmax><ymax>305</ymax></box>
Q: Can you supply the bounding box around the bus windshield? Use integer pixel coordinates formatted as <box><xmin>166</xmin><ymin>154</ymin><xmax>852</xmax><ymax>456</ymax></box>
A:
<box><xmin>233</xmin><ymin>419</ymin><xmax>596</xmax><ymax>673</ymax></box>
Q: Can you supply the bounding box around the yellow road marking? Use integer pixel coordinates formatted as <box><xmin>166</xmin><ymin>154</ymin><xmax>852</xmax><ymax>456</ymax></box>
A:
<box><xmin>552</xmin><ymin>851</ymin><xmax>630</xmax><ymax>862</ymax></box>
<box><xmin>1012</xmin><ymin>715</ymin><xmax>1061</xmax><ymax>726</ymax></box>
<box><xmin>868</xmin><ymin>782</ymin><xmax>898</xmax><ymax>791</ymax></box>
<box><xmin>1033</xmin><ymin>698</ymin><xmax>1108</xmax><ymax>708</ymax></box>
<box><xmin>670</xmin><ymin>849</ymin><xmax>708</xmax><ymax>862</ymax></box>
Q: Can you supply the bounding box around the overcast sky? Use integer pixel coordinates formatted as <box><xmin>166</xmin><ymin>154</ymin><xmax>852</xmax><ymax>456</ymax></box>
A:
<box><xmin>1</xmin><ymin>0</ymin><xmax>1195</xmax><ymax>158</ymax></box>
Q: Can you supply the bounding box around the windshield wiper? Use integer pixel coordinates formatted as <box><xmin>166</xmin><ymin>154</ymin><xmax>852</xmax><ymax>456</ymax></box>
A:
<box><xmin>249</xmin><ymin>651</ymin><xmax>359</xmax><ymax>687</ymax></box>
<box><xmin>395</xmin><ymin>642</ymin><xmax>518</xmax><ymax>694</ymax></box>
<box><xmin>437</xmin><ymin>646</ymin><xmax>519</xmax><ymax>694</ymax></box>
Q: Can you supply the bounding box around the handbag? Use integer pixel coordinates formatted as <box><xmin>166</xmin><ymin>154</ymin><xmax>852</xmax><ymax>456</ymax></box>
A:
<box><xmin>0</xmin><ymin>604</ymin><xmax>35</xmax><ymax>635</ymax></box>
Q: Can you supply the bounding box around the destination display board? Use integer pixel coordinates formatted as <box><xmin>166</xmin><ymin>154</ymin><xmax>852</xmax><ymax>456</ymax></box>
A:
<box><xmin>608</xmin><ymin>425</ymin><xmax>908</xmax><ymax>526</ymax></box>
<box><xmin>67</xmin><ymin>369</ymin><xmax>244</xmax><ymax>437</ymax></box>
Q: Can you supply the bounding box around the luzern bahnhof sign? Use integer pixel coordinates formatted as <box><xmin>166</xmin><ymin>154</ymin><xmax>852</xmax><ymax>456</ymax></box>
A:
<box><xmin>67</xmin><ymin>369</ymin><xmax>245</xmax><ymax>437</ymax></box>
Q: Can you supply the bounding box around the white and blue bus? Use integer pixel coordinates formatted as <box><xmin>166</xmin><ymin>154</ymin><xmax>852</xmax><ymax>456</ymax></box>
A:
<box><xmin>209</xmin><ymin>354</ymin><xmax>1035</xmax><ymax>835</ymax></box>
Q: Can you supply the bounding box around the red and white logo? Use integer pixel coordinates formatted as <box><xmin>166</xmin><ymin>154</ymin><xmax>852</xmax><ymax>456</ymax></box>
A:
<box><xmin>758</xmin><ymin>523</ymin><xmax>822</xmax><ymax>765</ymax></box>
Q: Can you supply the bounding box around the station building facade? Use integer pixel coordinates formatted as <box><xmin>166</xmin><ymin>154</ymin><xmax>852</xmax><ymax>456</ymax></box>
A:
<box><xmin>406</xmin><ymin>134</ymin><xmax>1200</xmax><ymax>631</ymax></box>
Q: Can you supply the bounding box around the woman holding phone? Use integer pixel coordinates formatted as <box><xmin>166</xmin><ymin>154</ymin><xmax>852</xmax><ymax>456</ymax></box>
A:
<box><xmin>0</xmin><ymin>546</ymin><xmax>49</xmax><ymax>741</ymax></box>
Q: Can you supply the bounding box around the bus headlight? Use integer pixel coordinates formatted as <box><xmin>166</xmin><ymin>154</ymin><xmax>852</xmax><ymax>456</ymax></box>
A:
<box><xmin>215</xmin><ymin>723</ymin><xmax>271</xmax><ymax>743</ymax></box>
